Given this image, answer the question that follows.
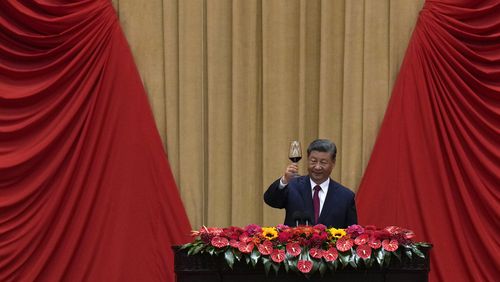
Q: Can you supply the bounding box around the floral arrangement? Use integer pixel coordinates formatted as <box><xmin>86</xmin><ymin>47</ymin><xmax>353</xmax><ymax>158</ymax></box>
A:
<box><xmin>181</xmin><ymin>224</ymin><xmax>431</xmax><ymax>276</ymax></box>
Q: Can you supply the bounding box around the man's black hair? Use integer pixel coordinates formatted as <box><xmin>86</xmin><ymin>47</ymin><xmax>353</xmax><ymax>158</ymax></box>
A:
<box><xmin>307</xmin><ymin>139</ymin><xmax>337</xmax><ymax>160</ymax></box>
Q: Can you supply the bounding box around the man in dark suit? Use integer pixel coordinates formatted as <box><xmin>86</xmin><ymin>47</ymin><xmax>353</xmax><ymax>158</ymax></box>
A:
<box><xmin>264</xmin><ymin>139</ymin><xmax>357</xmax><ymax>228</ymax></box>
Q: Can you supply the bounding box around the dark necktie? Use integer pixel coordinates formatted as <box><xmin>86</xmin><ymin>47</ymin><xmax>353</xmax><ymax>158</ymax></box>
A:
<box><xmin>313</xmin><ymin>185</ymin><xmax>321</xmax><ymax>224</ymax></box>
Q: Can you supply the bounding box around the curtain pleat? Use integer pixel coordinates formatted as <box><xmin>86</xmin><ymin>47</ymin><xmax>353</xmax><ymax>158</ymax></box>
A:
<box><xmin>357</xmin><ymin>1</ymin><xmax>500</xmax><ymax>281</ymax></box>
<box><xmin>0</xmin><ymin>1</ymin><xmax>191</xmax><ymax>281</ymax></box>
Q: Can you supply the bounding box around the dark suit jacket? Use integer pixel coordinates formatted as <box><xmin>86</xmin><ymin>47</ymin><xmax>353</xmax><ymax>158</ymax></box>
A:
<box><xmin>264</xmin><ymin>175</ymin><xmax>357</xmax><ymax>228</ymax></box>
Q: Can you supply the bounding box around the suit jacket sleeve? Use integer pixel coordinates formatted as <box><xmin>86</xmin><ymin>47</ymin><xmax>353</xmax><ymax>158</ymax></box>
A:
<box><xmin>263</xmin><ymin>178</ymin><xmax>288</xmax><ymax>209</ymax></box>
<box><xmin>346</xmin><ymin>196</ymin><xmax>358</xmax><ymax>226</ymax></box>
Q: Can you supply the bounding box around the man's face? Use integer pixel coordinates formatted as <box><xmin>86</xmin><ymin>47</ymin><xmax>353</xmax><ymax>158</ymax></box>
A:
<box><xmin>307</xmin><ymin>151</ymin><xmax>335</xmax><ymax>184</ymax></box>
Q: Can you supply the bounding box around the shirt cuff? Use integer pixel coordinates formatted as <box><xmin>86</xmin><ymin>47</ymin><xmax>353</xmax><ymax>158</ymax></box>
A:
<box><xmin>279</xmin><ymin>177</ymin><xmax>287</xmax><ymax>189</ymax></box>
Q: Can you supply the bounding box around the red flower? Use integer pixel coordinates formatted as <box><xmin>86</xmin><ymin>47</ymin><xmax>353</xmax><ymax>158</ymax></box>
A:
<box><xmin>323</xmin><ymin>247</ymin><xmax>338</xmax><ymax>262</ymax></box>
<box><xmin>336</xmin><ymin>237</ymin><xmax>354</xmax><ymax>252</ymax></box>
<box><xmin>404</xmin><ymin>230</ymin><xmax>415</xmax><ymax>240</ymax></box>
<box><xmin>384</xmin><ymin>226</ymin><xmax>401</xmax><ymax>235</ymax></box>
<box><xmin>239</xmin><ymin>233</ymin><xmax>252</xmax><ymax>243</ymax></box>
<box><xmin>238</xmin><ymin>242</ymin><xmax>254</xmax><ymax>253</ymax></box>
<box><xmin>297</xmin><ymin>237</ymin><xmax>309</xmax><ymax>247</ymax></box>
<box><xmin>354</xmin><ymin>234</ymin><xmax>369</xmax><ymax>245</ymax></box>
<box><xmin>229</xmin><ymin>239</ymin><xmax>240</xmax><ymax>248</ymax></box>
<box><xmin>297</xmin><ymin>260</ymin><xmax>313</xmax><ymax>273</ymax></box>
<box><xmin>223</xmin><ymin>226</ymin><xmax>243</xmax><ymax>240</ymax></box>
<box><xmin>286</xmin><ymin>242</ymin><xmax>302</xmax><ymax>257</ymax></box>
<box><xmin>368</xmin><ymin>239</ymin><xmax>381</xmax><ymax>249</ymax></box>
<box><xmin>295</xmin><ymin>226</ymin><xmax>314</xmax><ymax>237</ymax></box>
<box><xmin>363</xmin><ymin>229</ymin><xmax>374</xmax><ymax>237</ymax></box>
<box><xmin>313</xmin><ymin>224</ymin><xmax>327</xmax><ymax>231</ymax></box>
<box><xmin>271</xmin><ymin>249</ymin><xmax>286</xmax><ymax>263</ymax></box>
<box><xmin>197</xmin><ymin>227</ymin><xmax>222</xmax><ymax>243</ymax></box>
<box><xmin>310</xmin><ymin>232</ymin><xmax>328</xmax><ymax>248</ymax></box>
<box><xmin>278</xmin><ymin>230</ymin><xmax>293</xmax><ymax>243</ymax></box>
<box><xmin>356</xmin><ymin>244</ymin><xmax>372</xmax><ymax>259</ymax></box>
<box><xmin>211</xmin><ymin>236</ymin><xmax>229</xmax><ymax>248</ymax></box>
<box><xmin>374</xmin><ymin>230</ymin><xmax>391</xmax><ymax>240</ymax></box>
<box><xmin>309</xmin><ymin>248</ymin><xmax>323</xmax><ymax>259</ymax></box>
<box><xmin>244</xmin><ymin>224</ymin><xmax>262</xmax><ymax>235</ymax></box>
<box><xmin>257</xmin><ymin>240</ymin><xmax>273</xmax><ymax>255</ymax></box>
<box><xmin>346</xmin><ymin>224</ymin><xmax>365</xmax><ymax>237</ymax></box>
<box><xmin>382</xmin><ymin>239</ymin><xmax>399</xmax><ymax>252</ymax></box>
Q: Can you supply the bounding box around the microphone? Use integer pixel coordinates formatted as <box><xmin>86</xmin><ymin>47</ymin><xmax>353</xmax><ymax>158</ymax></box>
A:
<box><xmin>303</xmin><ymin>212</ymin><xmax>313</xmax><ymax>226</ymax></box>
<box><xmin>292</xmin><ymin>211</ymin><xmax>304</xmax><ymax>227</ymax></box>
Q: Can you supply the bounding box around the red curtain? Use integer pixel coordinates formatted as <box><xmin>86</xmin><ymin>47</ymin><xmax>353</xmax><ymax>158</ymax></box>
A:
<box><xmin>0</xmin><ymin>1</ymin><xmax>191</xmax><ymax>281</ymax></box>
<box><xmin>357</xmin><ymin>1</ymin><xmax>499</xmax><ymax>281</ymax></box>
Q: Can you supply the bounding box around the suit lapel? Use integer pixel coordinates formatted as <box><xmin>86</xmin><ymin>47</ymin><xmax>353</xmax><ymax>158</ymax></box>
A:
<box><xmin>318</xmin><ymin>179</ymin><xmax>337</xmax><ymax>224</ymax></box>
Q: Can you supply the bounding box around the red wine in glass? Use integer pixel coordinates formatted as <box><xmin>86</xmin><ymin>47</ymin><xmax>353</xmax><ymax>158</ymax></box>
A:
<box><xmin>288</xmin><ymin>141</ymin><xmax>302</xmax><ymax>164</ymax></box>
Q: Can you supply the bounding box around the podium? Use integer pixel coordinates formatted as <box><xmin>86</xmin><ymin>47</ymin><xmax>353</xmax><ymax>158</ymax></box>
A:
<box><xmin>173</xmin><ymin>245</ymin><xmax>431</xmax><ymax>282</ymax></box>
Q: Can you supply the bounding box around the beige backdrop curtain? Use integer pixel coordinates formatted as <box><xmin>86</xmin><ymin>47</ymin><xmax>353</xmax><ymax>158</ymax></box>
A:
<box><xmin>112</xmin><ymin>0</ymin><xmax>424</xmax><ymax>229</ymax></box>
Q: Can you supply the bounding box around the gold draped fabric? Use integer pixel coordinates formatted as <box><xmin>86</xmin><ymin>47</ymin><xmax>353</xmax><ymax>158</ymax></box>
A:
<box><xmin>112</xmin><ymin>0</ymin><xmax>423</xmax><ymax>229</ymax></box>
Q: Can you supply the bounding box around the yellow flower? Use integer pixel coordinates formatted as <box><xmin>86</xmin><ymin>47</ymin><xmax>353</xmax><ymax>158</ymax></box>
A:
<box><xmin>327</xmin><ymin>228</ymin><xmax>346</xmax><ymax>239</ymax></box>
<box><xmin>261</xmin><ymin>227</ymin><xmax>278</xmax><ymax>240</ymax></box>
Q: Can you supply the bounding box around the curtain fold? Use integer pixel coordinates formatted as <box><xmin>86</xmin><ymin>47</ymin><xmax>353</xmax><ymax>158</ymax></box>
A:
<box><xmin>0</xmin><ymin>1</ymin><xmax>191</xmax><ymax>281</ymax></box>
<box><xmin>356</xmin><ymin>1</ymin><xmax>500</xmax><ymax>281</ymax></box>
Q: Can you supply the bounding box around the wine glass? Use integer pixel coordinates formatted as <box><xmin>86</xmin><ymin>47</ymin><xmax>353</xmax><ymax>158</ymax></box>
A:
<box><xmin>288</xmin><ymin>141</ymin><xmax>302</xmax><ymax>163</ymax></box>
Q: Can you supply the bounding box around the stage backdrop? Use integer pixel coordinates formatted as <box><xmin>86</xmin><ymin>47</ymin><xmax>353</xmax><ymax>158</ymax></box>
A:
<box><xmin>113</xmin><ymin>0</ymin><xmax>425</xmax><ymax>228</ymax></box>
<box><xmin>0</xmin><ymin>1</ymin><xmax>191</xmax><ymax>281</ymax></box>
<box><xmin>357</xmin><ymin>1</ymin><xmax>500</xmax><ymax>282</ymax></box>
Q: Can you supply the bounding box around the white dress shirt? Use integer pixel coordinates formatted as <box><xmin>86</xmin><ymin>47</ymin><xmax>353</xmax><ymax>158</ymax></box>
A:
<box><xmin>279</xmin><ymin>177</ymin><xmax>330</xmax><ymax>215</ymax></box>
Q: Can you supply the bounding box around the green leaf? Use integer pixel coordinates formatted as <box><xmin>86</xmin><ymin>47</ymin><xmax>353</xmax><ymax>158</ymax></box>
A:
<box><xmin>411</xmin><ymin>246</ymin><xmax>425</xmax><ymax>258</ymax></box>
<box><xmin>364</xmin><ymin>257</ymin><xmax>373</xmax><ymax>268</ymax></box>
<box><xmin>393</xmin><ymin>250</ymin><xmax>402</xmax><ymax>262</ymax></box>
<box><xmin>333</xmin><ymin>260</ymin><xmax>339</xmax><ymax>270</ymax></box>
<box><xmin>348</xmin><ymin>253</ymin><xmax>357</xmax><ymax>268</ymax></box>
<box><xmin>283</xmin><ymin>260</ymin><xmax>290</xmax><ymax>272</ymax></box>
<box><xmin>302</xmin><ymin>248</ymin><xmax>311</xmax><ymax>261</ymax></box>
<box><xmin>327</xmin><ymin>261</ymin><xmax>335</xmax><ymax>271</ymax></box>
<box><xmin>286</xmin><ymin>257</ymin><xmax>296</xmax><ymax>271</ymax></box>
<box><xmin>319</xmin><ymin>262</ymin><xmax>327</xmax><ymax>277</ymax></box>
<box><xmin>224</xmin><ymin>249</ymin><xmax>235</xmax><ymax>269</ymax></box>
<box><xmin>271</xmin><ymin>262</ymin><xmax>280</xmax><ymax>274</ymax></box>
<box><xmin>338</xmin><ymin>252</ymin><xmax>350</xmax><ymax>267</ymax></box>
<box><xmin>250</xmin><ymin>249</ymin><xmax>260</xmax><ymax>267</ymax></box>
<box><xmin>311</xmin><ymin>260</ymin><xmax>320</xmax><ymax>274</ymax></box>
<box><xmin>263</xmin><ymin>258</ymin><xmax>272</xmax><ymax>276</ymax></box>
<box><xmin>416</xmin><ymin>242</ymin><xmax>432</xmax><ymax>248</ymax></box>
<box><xmin>179</xmin><ymin>243</ymin><xmax>193</xmax><ymax>250</ymax></box>
<box><xmin>404</xmin><ymin>247</ymin><xmax>413</xmax><ymax>260</ymax></box>
<box><xmin>233</xmin><ymin>249</ymin><xmax>242</xmax><ymax>261</ymax></box>
<box><xmin>354</xmin><ymin>254</ymin><xmax>360</xmax><ymax>265</ymax></box>
<box><xmin>376</xmin><ymin>249</ymin><xmax>385</xmax><ymax>266</ymax></box>
<box><xmin>384</xmin><ymin>251</ymin><xmax>392</xmax><ymax>267</ymax></box>
<box><xmin>186</xmin><ymin>242</ymin><xmax>200</xmax><ymax>255</ymax></box>
<box><xmin>189</xmin><ymin>244</ymin><xmax>205</xmax><ymax>255</ymax></box>
<box><xmin>245</xmin><ymin>256</ymin><xmax>251</xmax><ymax>265</ymax></box>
